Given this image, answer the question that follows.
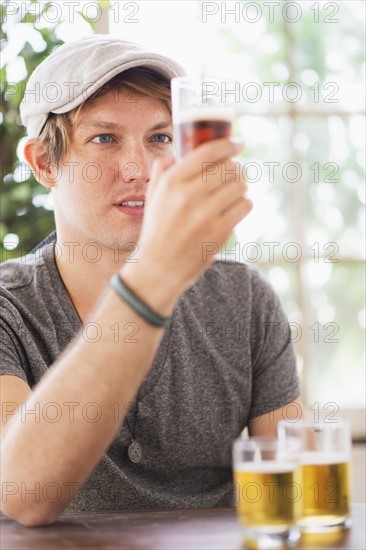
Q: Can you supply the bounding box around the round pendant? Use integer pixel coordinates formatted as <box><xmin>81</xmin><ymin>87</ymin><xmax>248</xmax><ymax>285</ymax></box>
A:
<box><xmin>128</xmin><ymin>441</ymin><xmax>142</xmax><ymax>463</ymax></box>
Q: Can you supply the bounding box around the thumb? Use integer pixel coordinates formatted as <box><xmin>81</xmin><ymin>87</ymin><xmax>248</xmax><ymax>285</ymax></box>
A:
<box><xmin>149</xmin><ymin>156</ymin><xmax>176</xmax><ymax>194</ymax></box>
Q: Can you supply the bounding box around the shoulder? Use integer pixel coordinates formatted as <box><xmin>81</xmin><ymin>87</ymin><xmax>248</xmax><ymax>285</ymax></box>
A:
<box><xmin>197</xmin><ymin>260</ymin><xmax>286</xmax><ymax>324</ymax></box>
<box><xmin>182</xmin><ymin>259</ymin><xmax>279</xmax><ymax>322</ymax></box>
<box><xmin>199</xmin><ymin>259</ymin><xmax>276</xmax><ymax>300</ymax></box>
<box><xmin>1</xmin><ymin>253</ymin><xmax>40</xmax><ymax>291</ymax></box>
<box><xmin>0</xmin><ymin>233</ymin><xmax>56</xmax><ymax>292</ymax></box>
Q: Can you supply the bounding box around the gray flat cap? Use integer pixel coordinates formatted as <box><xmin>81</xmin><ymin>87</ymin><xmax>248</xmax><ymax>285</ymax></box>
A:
<box><xmin>20</xmin><ymin>35</ymin><xmax>186</xmax><ymax>138</ymax></box>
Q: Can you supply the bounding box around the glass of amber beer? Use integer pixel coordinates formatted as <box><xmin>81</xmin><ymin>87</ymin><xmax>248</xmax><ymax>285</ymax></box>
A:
<box><xmin>233</xmin><ymin>436</ymin><xmax>302</xmax><ymax>549</ymax></box>
<box><xmin>277</xmin><ymin>420</ymin><xmax>351</xmax><ymax>532</ymax></box>
<box><xmin>171</xmin><ymin>76</ymin><xmax>236</xmax><ymax>159</ymax></box>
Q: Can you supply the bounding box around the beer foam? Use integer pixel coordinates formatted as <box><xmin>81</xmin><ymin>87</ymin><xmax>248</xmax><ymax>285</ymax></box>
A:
<box><xmin>301</xmin><ymin>451</ymin><xmax>350</xmax><ymax>465</ymax></box>
<box><xmin>173</xmin><ymin>107</ymin><xmax>233</xmax><ymax>125</ymax></box>
<box><xmin>236</xmin><ymin>461</ymin><xmax>296</xmax><ymax>474</ymax></box>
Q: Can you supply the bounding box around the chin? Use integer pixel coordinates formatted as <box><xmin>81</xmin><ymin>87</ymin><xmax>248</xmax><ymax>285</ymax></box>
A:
<box><xmin>108</xmin><ymin>229</ymin><xmax>142</xmax><ymax>249</ymax></box>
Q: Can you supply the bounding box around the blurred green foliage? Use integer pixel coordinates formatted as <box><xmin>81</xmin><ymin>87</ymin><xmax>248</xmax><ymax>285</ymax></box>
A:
<box><xmin>1</xmin><ymin>3</ymin><xmax>61</xmax><ymax>262</ymax></box>
<box><xmin>0</xmin><ymin>0</ymin><xmax>104</xmax><ymax>263</ymax></box>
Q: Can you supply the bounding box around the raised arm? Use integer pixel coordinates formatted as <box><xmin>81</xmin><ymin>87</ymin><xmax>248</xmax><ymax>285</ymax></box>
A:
<box><xmin>0</xmin><ymin>139</ymin><xmax>251</xmax><ymax>527</ymax></box>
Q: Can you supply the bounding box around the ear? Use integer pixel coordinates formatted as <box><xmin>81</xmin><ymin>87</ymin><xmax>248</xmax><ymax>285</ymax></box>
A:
<box><xmin>23</xmin><ymin>139</ymin><xmax>59</xmax><ymax>190</ymax></box>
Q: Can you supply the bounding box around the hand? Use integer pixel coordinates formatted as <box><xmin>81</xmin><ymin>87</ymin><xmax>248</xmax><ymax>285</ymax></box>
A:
<box><xmin>122</xmin><ymin>138</ymin><xmax>253</xmax><ymax>305</ymax></box>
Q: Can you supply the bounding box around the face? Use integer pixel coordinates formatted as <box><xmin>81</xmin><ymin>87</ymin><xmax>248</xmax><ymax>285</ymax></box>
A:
<box><xmin>51</xmin><ymin>90</ymin><xmax>173</xmax><ymax>252</ymax></box>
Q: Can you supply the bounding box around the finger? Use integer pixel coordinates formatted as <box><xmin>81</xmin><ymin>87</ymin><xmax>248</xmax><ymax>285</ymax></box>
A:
<box><xmin>224</xmin><ymin>160</ymin><xmax>248</xmax><ymax>194</ymax></box>
<box><xmin>148</xmin><ymin>156</ymin><xmax>176</xmax><ymax>195</ymax></box>
<box><xmin>201</xmin><ymin>160</ymin><xmax>248</xmax><ymax>195</ymax></box>
<box><xmin>205</xmin><ymin>176</ymin><xmax>247</xmax><ymax>213</ymax></box>
<box><xmin>221</xmin><ymin>194</ymin><xmax>253</xmax><ymax>218</ymax></box>
<box><xmin>218</xmin><ymin>198</ymin><xmax>254</xmax><ymax>241</ymax></box>
<box><xmin>171</xmin><ymin>138</ymin><xmax>245</xmax><ymax>182</ymax></box>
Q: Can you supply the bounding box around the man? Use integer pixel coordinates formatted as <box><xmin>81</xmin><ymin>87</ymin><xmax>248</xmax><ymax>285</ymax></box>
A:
<box><xmin>0</xmin><ymin>36</ymin><xmax>303</xmax><ymax>526</ymax></box>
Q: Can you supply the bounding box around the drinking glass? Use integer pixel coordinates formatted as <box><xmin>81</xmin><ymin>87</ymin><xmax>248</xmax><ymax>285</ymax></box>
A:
<box><xmin>277</xmin><ymin>420</ymin><xmax>351</xmax><ymax>532</ymax></box>
<box><xmin>171</xmin><ymin>75</ymin><xmax>237</xmax><ymax>160</ymax></box>
<box><xmin>232</xmin><ymin>436</ymin><xmax>302</xmax><ymax>549</ymax></box>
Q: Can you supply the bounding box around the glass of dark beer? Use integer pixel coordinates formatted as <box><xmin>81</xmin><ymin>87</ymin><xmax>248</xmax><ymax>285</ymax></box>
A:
<box><xmin>171</xmin><ymin>76</ymin><xmax>236</xmax><ymax>160</ymax></box>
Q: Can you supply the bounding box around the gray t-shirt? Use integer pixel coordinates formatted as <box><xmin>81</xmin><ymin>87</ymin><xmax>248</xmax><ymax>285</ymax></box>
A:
<box><xmin>0</xmin><ymin>235</ymin><xmax>299</xmax><ymax>511</ymax></box>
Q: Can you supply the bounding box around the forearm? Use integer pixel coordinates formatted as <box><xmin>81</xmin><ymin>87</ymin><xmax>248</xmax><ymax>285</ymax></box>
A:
<box><xmin>1</xmin><ymin>139</ymin><xmax>251</xmax><ymax>526</ymax></box>
<box><xmin>1</xmin><ymin>268</ymin><xmax>179</xmax><ymax>525</ymax></box>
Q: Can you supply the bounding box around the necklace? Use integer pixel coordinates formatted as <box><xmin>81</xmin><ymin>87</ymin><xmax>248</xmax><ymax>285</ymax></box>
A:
<box><xmin>125</xmin><ymin>398</ymin><xmax>142</xmax><ymax>463</ymax></box>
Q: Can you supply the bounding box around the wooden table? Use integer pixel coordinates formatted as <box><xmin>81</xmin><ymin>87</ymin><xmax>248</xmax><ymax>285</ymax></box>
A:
<box><xmin>1</xmin><ymin>504</ymin><xmax>365</xmax><ymax>549</ymax></box>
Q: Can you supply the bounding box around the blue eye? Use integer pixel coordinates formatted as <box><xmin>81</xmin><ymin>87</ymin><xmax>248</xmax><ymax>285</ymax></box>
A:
<box><xmin>92</xmin><ymin>134</ymin><xmax>114</xmax><ymax>144</ymax></box>
<box><xmin>152</xmin><ymin>134</ymin><xmax>172</xmax><ymax>143</ymax></box>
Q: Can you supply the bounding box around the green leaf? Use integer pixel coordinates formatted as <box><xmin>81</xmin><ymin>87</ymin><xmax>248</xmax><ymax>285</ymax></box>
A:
<box><xmin>40</xmin><ymin>2</ymin><xmax>54</xmax><ymax>16</ymax></box>
<box><xmin>21</xmin><ymin>12</ymin><xmax>37</xmax><ymax>23</ymax></box>
<box><xmin>0</xmin><ymin>3</ymin><xmax>98</xmax><ymax>263</ymax></box>
<box><xmin>97</xmin><ymin>0</ymin><xmax>111</xmax><ymax>9</ymax></box>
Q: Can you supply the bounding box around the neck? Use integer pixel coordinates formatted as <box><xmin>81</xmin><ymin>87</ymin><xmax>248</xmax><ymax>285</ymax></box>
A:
<box><xmin>55</xmin><ymin>231</ymin><xmax>135</xmax><ymax>323</ymax></box>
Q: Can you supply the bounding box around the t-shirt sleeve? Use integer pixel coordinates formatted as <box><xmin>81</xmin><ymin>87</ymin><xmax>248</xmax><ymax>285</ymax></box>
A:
<box><xmin>0</xmin><ymin>314</ymin><xmax>29</xmax><ymax>384</ymax></box>
<box><xmin>248</xmin><ymin>270</ymin><xmax>300</xmax><ymax>419</ymax></box>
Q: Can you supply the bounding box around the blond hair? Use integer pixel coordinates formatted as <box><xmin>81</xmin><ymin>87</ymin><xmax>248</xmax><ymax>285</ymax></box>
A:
<box><xmin>38</xmin><ymin>68</ymin><xmax>172</xmax><ymax>166</ymax></box>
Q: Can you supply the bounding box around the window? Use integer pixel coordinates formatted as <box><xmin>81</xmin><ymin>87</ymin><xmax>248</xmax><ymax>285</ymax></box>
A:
<box><xmin>109</xmin><ymin>0</ymin><xmax>365</xmax><ymax>435</ymax></box>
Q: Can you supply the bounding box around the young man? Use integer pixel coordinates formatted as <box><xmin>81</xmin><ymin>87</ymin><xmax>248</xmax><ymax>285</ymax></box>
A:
<box><xmin>0</xmin><ymin>36</ymin><xmax>302</xmax><ymax>526</ymax></box>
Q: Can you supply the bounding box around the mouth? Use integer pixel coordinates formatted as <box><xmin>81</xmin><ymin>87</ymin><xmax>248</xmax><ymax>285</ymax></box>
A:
<box><xmin>114</xmin><ymin>197</ymin><xmax>145</xmax><ymax>217</ymax></box>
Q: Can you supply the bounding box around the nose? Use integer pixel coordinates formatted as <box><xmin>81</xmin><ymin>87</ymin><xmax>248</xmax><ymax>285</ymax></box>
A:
<box><xmin>119</xmin><ymin>141</ymin><xmax>152</xmax><ymax>185</ymax></box>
